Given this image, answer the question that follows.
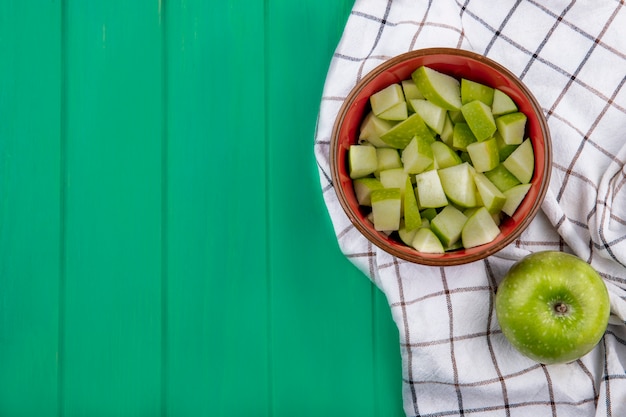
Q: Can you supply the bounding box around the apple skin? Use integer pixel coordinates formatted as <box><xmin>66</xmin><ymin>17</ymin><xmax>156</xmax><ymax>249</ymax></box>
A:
<box><xmin>495</xmin><ymin>251</ymin><xmax>610</xmax><ymax>365</ymax></box>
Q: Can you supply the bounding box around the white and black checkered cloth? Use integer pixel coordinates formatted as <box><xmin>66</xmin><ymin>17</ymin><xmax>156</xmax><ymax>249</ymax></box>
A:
<box><xmin>314</xmin><ymin>1</ymin><xmax>626</xmax><ymax>415</ymax></box>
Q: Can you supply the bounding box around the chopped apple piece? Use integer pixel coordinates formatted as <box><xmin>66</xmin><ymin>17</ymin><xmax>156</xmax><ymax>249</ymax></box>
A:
<box><xmin>370</xmin><ymin>83</ymin><xmax>405</xmax><ymax>116</ymax></box>
<box><xmin>496</xmin><ymin>112</ymin><xmax>527</xmax><ymax>145</ymax></box>
<box><xmin>409</xmin><ymin>99</ymin><xmax>447</xmax><ymax>134</ymax></box>
<box><xmin>502</xmin><ymin>183</ymin><xmax>532</xmax><ymax>217</ymax></box>
<box><xmin>403</xmin><ymin>177</ymin><xmax>422</xmax><ymax>231</ymax></box>
<box><xmin>484</xmin><ymin>164</ymin><xmax>521</xmax><ymax>192</ymax></box>
<box><xmin>462</xmin><ymin>206</ymin><xmax>501</xmax><ymax>248</ymax></box>
<box><xmin>375</xmin><ymin>148</ymin><xmax>402</xmax><ymax>173</ymax></box>
<box><xmin>438</xmin><ymin>162</ymin><xmax>478</xmax><ymax>208</ymax></box>
<box><xmin>380</xmin><ymin>112</ymin><xmax>434</xmax><ymax>149</ymax></box>
<box><xmin>431</xmin><ymin>141</ymin><xmax>462</xmax><ymax>169</ymax></box>
<box><xmin>502</xmin><ymin>138</ymin><xmax>534</xmax><ymax>183</ymax></box>
<box><xmin>349</xmin><ymin>144</ymin><xmax>378</xmax><ymax>179</ymax></box>
<box><xmin>491</xmin><ymin>89</ymin><xmax>518</xmax><ymax>116</ymax></box>
<box><xmin>401</xmin><ymin>136</ymin><xmax>434</xmax><ymax>174</ymax></box>
<box><xmin>371</xmin><ymin>188</ymin><xmax>402</xmax><ymax>231</ymax></box>
<box><xmin>378</xmin><ymin>101</ymin><xmax>408</xmax><ymax>121</ymax></box>
<box><xmin>473</xmin><ymin>172</ymin><xmax>506</xmax><ymax>214</ymax></box>
<box><xmin>466</xmin><ymin>137</ymin><xmax>500</xmax><ymax>172</ymax></box>
<box><xmin>461</xmin><ymin>100</ymin><xmax>497</xmax><ymax>142</ymax></box>
<box><xmin>379</xmin><ymin>168</ymin><xmax>409</xmax><ymax>196</ymax></box>
<box><xmin>431</xmin><ymin>205</ymin><xmax>468</xmax><ymax>248</ymax></box>
<box><xmin>401</xmin><ymin>79</ymin><xmax>424</xmax><ymax>110</ymax></box>
<box><xmin>359</xmin><ymin>111</ymin><xmax>396</xmax><ymax>148</ymax></box>
<box><xmin>353</xmin><ymin>177</ymin><xmax>384</xmax><ymax>206</ymax></box>
<box><xmin>411</xmin><ymin>227</ymin><xmax>445</xmax><ymax>254</ymax></box>
<box><xmin>461</xmin><ymin>78</ymin><xmax>494</xmax><ymax>106</ymax></box>
<box><xmin>412</xmin><ymin>66</ymin><xmax>462</xmax><ymax>111</ymax></box>
<box><xmin>451</xmin><ymin>122</ymin><xmax>477</xmax><ymax>152</ymax></box>
<box><xmin>415</xmin><ymin>169</ymin><xmax>448</xmax><ymax>208</ymax></box>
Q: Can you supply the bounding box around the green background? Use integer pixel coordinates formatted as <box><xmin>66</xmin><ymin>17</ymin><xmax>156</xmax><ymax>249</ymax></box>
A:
<box><xmin>0</xmin><ymin>0</ymin><xmax>404</xmax><ymax>415</ymax></box>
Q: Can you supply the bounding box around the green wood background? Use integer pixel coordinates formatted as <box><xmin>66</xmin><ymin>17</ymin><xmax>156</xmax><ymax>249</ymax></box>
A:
<box><xmin>0</xmin><ymin>0</ymin><xmax>403</xmax><ymax>415</ymax></box>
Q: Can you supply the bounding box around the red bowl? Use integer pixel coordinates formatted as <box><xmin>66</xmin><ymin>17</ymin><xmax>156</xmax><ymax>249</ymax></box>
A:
<box><xmin>330</xmin><ymin>48</ymin><xmax>552</xmax><ymax>266</ymax></box>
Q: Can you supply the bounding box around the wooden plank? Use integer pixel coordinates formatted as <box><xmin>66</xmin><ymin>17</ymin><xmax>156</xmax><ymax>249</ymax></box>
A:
<box><xmin>163</xmin><ymin>0</ymin><xmax>270</xmax><ymax>415</ymax></box>
<box><xmin>264</xmin><ymin>1</ymin><xmax>404</xmax><ymax>415</ymax></box>
<box><xmin>60</xmin><ymin>2</ymin><xmax>163</xmax><ymax>415</ymax></box>
<box><xmin>0</xmin><ymin>2</ymin><xmax>61</xmax><ymax>415</ymax></box>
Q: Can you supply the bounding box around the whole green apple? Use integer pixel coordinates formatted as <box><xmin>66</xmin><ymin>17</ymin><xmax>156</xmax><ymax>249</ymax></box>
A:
<box><xmin>495</xmin><ymin>251</ymin><xmax>610</xmax><ymax>365</ymax></box>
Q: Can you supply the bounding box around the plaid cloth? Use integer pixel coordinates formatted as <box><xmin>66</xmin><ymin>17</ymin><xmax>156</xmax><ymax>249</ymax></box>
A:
<box><xmin>314</xmin><ymin>1</ymin><xmax>626</xmax><ymax>416</ymax></box>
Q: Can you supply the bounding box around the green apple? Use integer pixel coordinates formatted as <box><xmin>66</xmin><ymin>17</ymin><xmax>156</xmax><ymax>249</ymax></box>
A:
<box><xmin>452</xmin><ymin>122</ymin><xmax>477</xmax><ymax>151</ymax></box>
<box><xmin>378</xmin><ymin>101</ymin><xmax>408</xmax><ymax>121</ymax></box>
<box><xmin>370</xmin><ymin>188</ymin><xmax>402</xmax><ymax>231</ymax></box>
<box><xmin>380</xmin><ymin>112</ymin><xmax>434</xmax><ymax>149</ymax></box>
<box><xmin>502</xmin><ymin>183</ymin><xmax>532</xmax><ymax>216</ymax></box>
<box><xmin>403</xmin><ymin>177</ymin><xmax>422</xmax><ymax>231</ymax></box>
<box><xmin>438</xmin><ymin>162</ymin><xmax>478</xmax><ymax>208</ymax></box>
<box><xmin>484</xmin><ymin>164</ymin><xmax>521</xmax><ymax>192</ymax></box>
<box><xmin>375</xmin><ymin>147</ymin><xmax>402</xmax><ymax>174</ymax></box>
<box><xmin>349</xmin><ymin>144</ymin><xmax>378</xmax><ymax>179</ymax></box>
<box><xmin>430</xmin><ymin>205</ymin><xmax>468</xmax><ymax>248</ymax></box>
<box><xmin>402</xmin><ymin>79</ymin><xmax>424</xmax><ymax>108</ymax></box>
<box><xmin>461</xmin><ymin>78</ymin><xmax>494</xmax><ymax>106</ymax></box>
<box><xmin>502</xmin><ymin>138</ymin><xmax>534</xmax><ymax>184</ymax></box>
<box><xmin>491</xmin><ymin>88</ymin><xmax>518</xmax><ymax>116</ymax></box>
<box><xmin>370</xmin><ymin>83</ymin><xmax>405</xmax><ymax>116</ymax></box>
<box><xmin>466</xmin><ymin>137</ymin><xmax>499</xmax><ymax>173</ymax></box>
<box><xmin>415</xmin><ymin>169</ymin><xmax>448</xmax><ymax>208</ymax></box>
<box><xmin>461</xmin><ymin>206</ymin><xmax>500</xmax><ymax>248</ymax></box>
<box><xmin>411</xmin><ymin>66</ymin><xmax>462</xmax><ymax>111</ymax></box>
<box><xmin>353</xmin><ymin>177</ymin><xmax>384</xmax><ymax>206</ymax></box>
<box><xmin>461</xmin><ymin>100</ymin><xmax>497</xmax><ymax>142</ymax></box>
<box><xmin>473</xmin><ymin>172</ymin><xmax>506</xmax><ymax>214</ymax></box>
<box><xmin>495</xmin><ymin>251</ymin><xmax>611</xmax><ymax>364</ymax></box>
<box><xmin>411</xmin><ymin>227</ymin><xmax>444</xmax><ymax>254</ymax></box>
<box><xmin>359</xmin><ymin>111</ymin><xmax>396</xmax><ymax>148</ymax></box>
<box><xmin>409</xmin><ymin>99</ymin><xmax>447</xmax><ymax>134</ymax></box>
<box><xmin>496</xmin><ymin>112</ymin><xmax>527</xmax><ymax>145</ymax></box>
<box><xmin>401</xmin><ymin>136</ymin><xmax>434</xmax><ymax>174</ymax></box>
<box><xmin>431</xmin><ymin>141</ymin><xmax>462</xmax><ymax>169</ymax></box>
<box><xmin>379</xmin><ymin>168</ymin><xmax>409</xmax><ymax>196</ymax></box>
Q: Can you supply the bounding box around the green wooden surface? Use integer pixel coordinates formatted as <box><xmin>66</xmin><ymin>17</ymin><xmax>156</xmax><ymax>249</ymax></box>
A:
<box><xmin>0</xmin><ymin>1</ymin><xmax>403</xmax><ymax>415</ymax></box>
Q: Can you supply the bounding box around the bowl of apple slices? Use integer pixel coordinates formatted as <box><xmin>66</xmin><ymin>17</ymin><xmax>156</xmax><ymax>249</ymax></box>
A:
<box><xmin>330</xmin><ymin>48</ymin><xmax>552</xmax><ymax>266</ymax></box>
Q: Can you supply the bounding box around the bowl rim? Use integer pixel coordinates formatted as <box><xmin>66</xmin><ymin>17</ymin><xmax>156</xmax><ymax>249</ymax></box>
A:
<box><xmin>330</xmin><ymin>47</ymin><xmax>552</xmax><ymax>266</ymax></box>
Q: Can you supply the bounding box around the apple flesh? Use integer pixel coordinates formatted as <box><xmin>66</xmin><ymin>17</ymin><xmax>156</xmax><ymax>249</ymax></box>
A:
<box><xmin>495</xmin><ymin>251</ymin><xmax>610</xmax><ymax>365</ymax></box>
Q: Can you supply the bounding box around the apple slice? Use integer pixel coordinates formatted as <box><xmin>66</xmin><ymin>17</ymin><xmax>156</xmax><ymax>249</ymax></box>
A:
<box><xmin>380</xmin><ymin>112</ymin><xmax>434</xmax><ymax>149</ymax></box>
<box><xmin>431</xmin><ymin>141</ymin><xmax>462</xmax><ymax>169</ymax></box>
<box><xmin>398</xmin><ymin>220</ymin><xmax>419</xmax><ymax>246</ymax></box>
<box><xmin>415</xmin><ymin>169</ymin><xmax>448</xmax><ymax>209</ymax></box>
<box><xmin>401</xmin><ymin>136</ymin><xmax>434</xmax><ymax>174</ymax></box>
<box><xmin>370</xmin><ymin>83</ymin><xmax>405</xmax><ymax>116</ymax></box>
<box><xmin>473</xmin><ymin>172</ymin><xmax>506</xmax><ymax>214</ymax></box>
<box><xmin>420</xmin><ymin>207</ymin><xmax>438</xmax><ymax>221</ymax></box>
<box><xmin>411</xmin><ymin>227</ymin><xmax>445</xmax><ymax>254</ymax></box>
<box><xmin>404</xmin><ymin>177</ymin><xmax>422</xmax><ymax>231</ymax></box>
<box><xmin>359</xmin><ymin>111</ymin><xmax>397</xmax><ymax>148</ymax></box>
<box><xmin>484</xmin><ymin>164</ymin><xmax>521</xmax><ymax>192</ymax></box>
<box><xmin>371</xmin><ymin>188</ymin><xmax>402</xmax><ymax>231</ymax></box>
<box><xmin>502</xmin><ymin>138</ymin><xmax>534</xmax><ymax>183</ymax></box>
<box><xmin>461</xmin><ymin>206</ymin><xmax>501</xmax><ymax>248</ymax></box>
<box><xmin>409</xmin><ymin>99</ymin><xmax>447</xmax><ymax>134</ymax></box>
<box><xmin>353</xmin><ymin>177</ymin><xmax>384</xmax><ymax>206</ymax></box>
<box><xmin>349</xmin><ymin>144</ymin><xmax>378</xmax><ymax>179</ymax></box>
<box><xmin>466</xmin><ymin>137</ymin><xmax>500</xmax><ymax>173</ymax></box>
<box><xmin>438</xmin><ymin>162</ymin><xmax>478</xmax><ymax>208</ymax></box>
<box><xmin>502</xmin><ymin>183</ymin><xmax>532</xmax><ymax>216</ymax></box>
<box><xmin>461</xmin><ymin>78</ymin><xmax>494</xmax><ymax>106</ymax></box>
<box><xmin>491</xmin><ymin>88</ymin><xmax>518</xmax><ymax>116</ymax></box>
<box><xmin>494</xmin><ymin>130</ymin><xmax>518</xmax><ymax>161</ymax></box>
<box><xmin>378</xmin><ymin>101</ymin><xmax>408</xmax><ymax>121</ymax></box>
<box><xmin>452</xmin><ymin>122</ymin><xmax>478</xmax><ymax>151</ymax></box>
<box><xmin>402</xmin><ymin>79</ymin><xmax>424</xmax><ymax>111</ymax></box>
<box><xmin>430</xmin><ymin>205</ymin><xmax>468</xmax><ymax>248</ymax></box>
<box><xmin>411</xmin><ymin>66</ymin><xmax>462</xmax><ymax>111</ymax></box>
<box><xmin>375</xmin><ymin>147</ymin><xmax>402</xmax><ymax>173</ymax></box>
<box><xmin>439</xmin><ymin>113</ymin><xmax>455</xmax><ymax>146</ymax></box>
<box><xmin>461</xmin><ymin>100</ymin><xmax>497</xmax><ymax>142</ymax></box>
<box><xmin>496</xmin><ymin>112</ymin><xmax>527</xmax><ymax>145</ymax></box>
<box><xmin>379</xmin><ymin>168</ymin><xmax>409</xmax><ymax>196</ymax></box>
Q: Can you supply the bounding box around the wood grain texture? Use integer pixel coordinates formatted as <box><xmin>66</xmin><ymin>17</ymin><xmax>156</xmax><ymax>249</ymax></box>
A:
<box><xmin>0</xmin><ymin>0</ymin><xmax>403</xmax><ymax>415</ymax></box>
